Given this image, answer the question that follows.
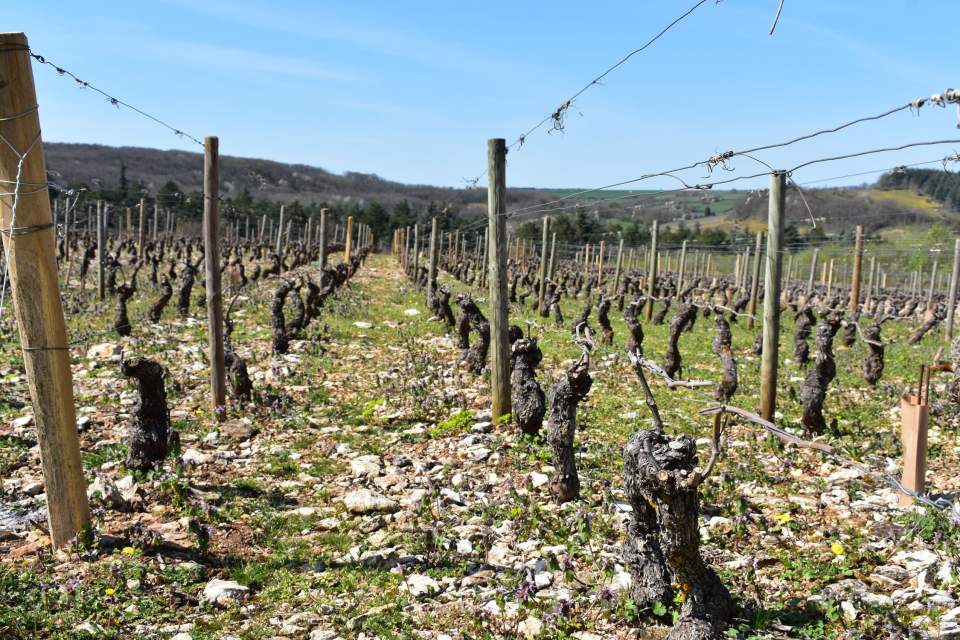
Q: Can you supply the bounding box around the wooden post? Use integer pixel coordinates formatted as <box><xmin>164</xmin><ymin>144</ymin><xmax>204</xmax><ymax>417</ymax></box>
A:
<box><xmin>413</xmin><ymin>224</ymin><xmax>420</xmax><ymax>280</ymax></box>
<box><xmin>125</xmin><ymin>206</ymin><xmax>132</xmax><ymax>240</ymax></box>
<box><xmin>849</xmin><ymin>225</ymin><xmax>863</xmax><ymax>314</ymax></box>
<box><xmin>927</xmin><ymin>260</ymin><xmax>938</xmax><ymax>306</ymax></box>
<box><xmin>945</xmin><ymin>239</ymin><xmax>960</xmax><ymax>341</ymax></box>
<box><xmin>537</xmin><ymin>216</ymin><xmax>549</xmax><ymax>312</ymax></box>
<box><xmin>427</xmin><ymin>216</ymin><xmax>438</xmax><ymax>302</ymax></box>
<box><xmin>826</xmin><ymin>259</ymin><xmax>835</xmax><ymax>296</ymax></box>
<box><xmin>344</xmin><ymin>215</ymin><xmax>354</xmax><ymax>263</ymax></box>
<box><xmin>479</xmin><ymin>227</ymin><xmax>488</xmax><ymax>289</ymax></box>
<box><xmin>97</xmin><ymin>200</ymin><xmax>105</xmax><ymax>301</ymax></box>
<box><xmin>597</xmin><ymin>239</ymin><xmax>605</xmax><ymax>282</ymax></box>
<box><xmin>759</xmin><ymin>171</ymin><xmax>786</xmax><ymax>422</ymax></box>
<box><xmin>548</xmin><ymin>231</ymin><xmax>557</xmax><ymax>280</ymax></box>
<box><xmin>645</xmin><ymin>220</ymin><xmax>659</xmax><ymax>320</ymax></box>
<box><xmin>899</xmin><ymin>368</ymin><xmax>930</xmax><ymax>506</ymax></box>
<box><xmin>613</xmin><ymin>237</ymin><xmax>624</xmax><ymax>294</ymax></box>
<box><xmin>318</xmin><ymin>208</ymin><xmax>328</xmax><ymax>270</ymax></box>
<box><xmin>202</xmin><ymin>137</ymin><xmax>226</xmax><ymax>419</ymax></box>
<box><xmin>0</xmin><ymin>32</ymin><xmax>90</xmax><ymax>547</ymax></box>
<box><xmin>137</xmin><ymin>198</ymin><xmax>146</xmax><ymax>257</ymax></box>
<box><xmin>677</xmin><ymin>239</ymin><xmax>687</xmax><ymax>294</ymax></box>
<box><xmin>807</xmin><ymin>248</ymin><xmax>819</xmax><ymax>297</ymax></box>
<box><xmin>748</xmin><ymin>231</ymin><xmax>763</xmax><ymax>329</ymax></box>
<box><xmin>62</xmin><ymin>196</ymin><xmax>71</xmax><ymax>262</ymax></box>
<box><xmin>487</xmin><ymin>138</ymin><xmax>510</xmax><ymax>421</ymax></box>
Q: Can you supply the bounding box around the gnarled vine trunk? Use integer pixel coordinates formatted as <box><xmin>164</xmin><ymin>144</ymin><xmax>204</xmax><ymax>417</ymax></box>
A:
<box><xmin>457</xmin><ymin>294</ymin><xmax>489</xmax><ymax>375</ymax></box>
<box><xmin>122</xmin><ymin>357</ymin><xmax>173</xmax><ymax>472</ymax></box>
<box><xmin>510</xmin><ymin>337</ymin><xmax>546</xmax><ymax>435</ymax></box>
<box><xmin>272</xmin><ymin>281</ymin><xmax>292</xmax><ymax>354</ymax></box>
<box><xmin>546</xmin><ymin>350</ymin><xmax>592</xmax><ymax>503</ymax></box>
<box><xmin>801</xmin><ymin>315</ymin><xmax>841</xmax><ymax>435</ymax></box>
<box><xmin>663</xmin><ymin>303</ymin><xmax>696</xmax><ymax>379</ymax></box>
<box><xmin>626</xmin><ymin>429</ymin><xmax>735</xmax><ymax>639</ymax></box>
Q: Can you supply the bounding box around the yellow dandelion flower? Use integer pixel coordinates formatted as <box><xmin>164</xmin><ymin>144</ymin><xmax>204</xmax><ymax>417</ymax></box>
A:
<box><xmin>775</xmin><ymin>513</ymin><xmax>791</xmax><ymax>524</ymax></box>
<box><xmin>104</xmin><ymin>587</ymin><xmax>115</xmax><ymax>596</ymax></box>
<box><xmin>830</xmin><ymin>542</ymin><xmax>845</xmax><ymax>556</ymax></box>
<box><xmin>122</xmin><ymin>546</ymin><xmax>135</xmax><ymax>555</ymax></box>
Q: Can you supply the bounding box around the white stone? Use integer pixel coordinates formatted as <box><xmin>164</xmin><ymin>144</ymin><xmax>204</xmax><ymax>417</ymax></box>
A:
<box><xmin>403</xmin><ymin>308</ymin><xmax>420</xmax><ymax>316</ymax></box>
<box><xmin>706</xmin><ymin>516</ymin><xmax>732</xmax><ymax>532</ymax></box>
<box><xmin>841</xmin><ymin>600</ymin><xmax>857</xmax><ymax>622</ymax></box>
<box><xmin>861</xmin><ymin>593</ymin><xmax>893</xmax><ymax>607</ymax></box>
<box><xmin>827</xmin><ymin>468</ymin><xmax>863</xmax><ymax>483</ymax></box>
<box><xmin>608</xmin><ymin>570</ymin><xmax>632</xmax><ymax>593</ymax></box>
<box><xmin>939</xmin><ymin>561</ymin><xmax>956</xmax><ymax>586</ymax></box>
<box><xmin>201</xmin><ymin>579</ymin><xmax>249</xmax><ymax>607</ymax></box>
<box><xmin>87</xmin><ymin>342</ymin><xmax>121</xmax><ymax>359</ymax></box>
<box><xmin>87</xmin><ymin>475</ymin><xmax>126</xmax><ymax>510</ymax></box>
<box><xmin>487</xmin><ymin>542</ymin><xmax>514</xmax><ymax>566</ymax></box>
<box><xmin>456</xmin><ymin>539</ymin><xmax>474</xmax><ymax>554</ymax></box>
<box><xmin>343</xmin><ymin>489</ymin><xmax>397</xmax><ymax>514</ymax></box>
<box><xmin>181</xmin><ymin>448</ymin><xmax>213</xmax><ymax>465</ymax></box>
<box><xmin>403</xmin><ymin>573</ymin><xmax>440</xmax><ymax>598</ymax></box>
<box><xmin>350</xmin><ymin>455</ymin><xmax>382</xmax><ymax>478</ymax></box>
<box><xmin>518</xmin><ymin>616</ymin><xmax>544</xmax><ymax>639</ymax></box>
<box><xmin>22</xmin><ymin>481</ymin><xmax>43</xmax><ymax>496</ymax></box>
<box><xmin>528</xmin><ymin>472</ymin><xmax>549</xmax><ymax>488</ymax></box>
<box><xmin>892</xmin><ymin>549</ymin><xmax>938</xmax><ymax>573</ymax></box>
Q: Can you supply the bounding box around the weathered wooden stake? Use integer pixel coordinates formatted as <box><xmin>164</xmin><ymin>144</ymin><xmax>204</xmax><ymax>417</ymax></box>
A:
<box><xmin>677</xmin><ymin>239</ymin><xmax>687</xmax><ymax>294</ymax></box>
<box><xmin>428</xmin><ymin>217</ymin><xmax>438</xmax><ymax>302</ymax></box>
<box><xmin>318</xmin><ymin>208</ymin><xmax>328</xmax><ymax>270</ymax></box>
<box><xmin>487</xmin><ymin>138</ymin><xmax>511</xmax><ymax>420</ymax></box>
<box><xmin>759</xmin><ymin>171</ymin><xmax>786</xmax><ymax>422</ymax></box>
<box><xmin>613</xmin><ymin>237</ymin><xmax>624</xmax><ymax>294</ymax></box>
<box><xmin>0</xmin><ymin>32</ymin><xmax>90</xmax><ymax>547</ymax></box>
<box><xmin>748</xmin><ymin>231</ymin><xmax>762</xmax><ymax>329</ymax></box>
<box><xmin>202</xmin><ymin>137</ymin><xmax>226</xmax><ymax>419</ymax></box>
<box><xmin>927</xmin><ymin>260</ymin><xmax>938</xmax><ymax>306</ymax></box>
<box><xmin>849</xmin><ymin>225</ymin><xmax>863</xmax><ymax>314</ymax></box>
<box><xmin>344</xmin><ymin>215</ymin><xmax>354</xmax><ymax>263</ymax></box>
<box><xmin>645</xmin><ymin>220</ymin><xmax>658</xmax><ymax>320</ymax></box>
<box><xmin>137</xmin><ymin>198</ymin><xmax>146</xmax><ymax>258</ymax></box>
<box><xmin>537</xmin><ymin>216</ymin><xmax>549</xmax><ymax>312</ymax></box>
<box><xmin>548</xmin><ymin>232</ymin><xmax>557</xmax><ymax>280</ymax></box>
<box><xmin>97</xmin><ymin>200</ymin><xmax>105</xmax><ymax>301</ymax></box>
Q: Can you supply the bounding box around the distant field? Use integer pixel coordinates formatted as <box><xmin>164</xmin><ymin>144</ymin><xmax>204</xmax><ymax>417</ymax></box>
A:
<box><xmin>868</xmin><ymin>188</ymin><xmax>941</xmax><ymax>212</ymax></box>
<box><xmin>532</xmin><ymin>188</ymin><xmax>747</xmax><ymax>215</ymax></box>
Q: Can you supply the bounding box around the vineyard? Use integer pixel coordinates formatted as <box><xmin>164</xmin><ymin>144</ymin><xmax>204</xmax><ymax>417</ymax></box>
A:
<box><xmin>3</xmin><ymin>7</ymin><xmax>960</xmax><ymax>640</ymax></box>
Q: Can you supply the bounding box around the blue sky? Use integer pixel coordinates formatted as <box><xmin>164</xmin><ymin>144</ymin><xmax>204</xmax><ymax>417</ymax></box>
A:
<box><xmin>10</xmin><ymin>1</ymin><xmax>960</xmax><ymax>190</ymax></box>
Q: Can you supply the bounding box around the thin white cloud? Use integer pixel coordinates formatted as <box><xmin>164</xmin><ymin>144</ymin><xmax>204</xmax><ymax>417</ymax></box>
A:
<box><xmin>156</xmin><ymin>0</ymin><xmax>503</xmax><ymax>75</ymax></box>
<box><xmin>792</xmin><ymin>20</ymin><xmax>941</xmax><ymax>87</ymax></box>
<box><xmin>138</xmin><ymin>39</ymin><xmax>362</xmax><ymax>83</ymax></box>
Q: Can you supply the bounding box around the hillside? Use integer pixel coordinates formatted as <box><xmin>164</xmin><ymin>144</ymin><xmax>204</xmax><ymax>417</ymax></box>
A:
<box><xmin>43</xmin><ymin>144</ymin><xmax>960</xmax><ymax>239</ymax></box>
<box><xmin>43</xmin><ymin>142</ymin><xmax>520</xmax><ymax>214</ymax></box>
